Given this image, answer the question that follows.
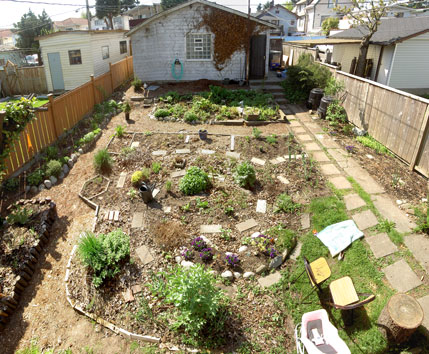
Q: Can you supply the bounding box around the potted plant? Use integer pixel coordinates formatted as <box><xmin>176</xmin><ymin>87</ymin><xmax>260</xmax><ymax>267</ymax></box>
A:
<box><xmin>122</xmin><ymin>101</ymin><xmax>131</xmax><ymax>120</ymax></box>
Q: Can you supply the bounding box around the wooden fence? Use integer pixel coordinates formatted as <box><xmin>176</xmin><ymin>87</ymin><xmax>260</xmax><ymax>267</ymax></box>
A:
<box><xmin>282</xmin><ymin>43</ymin><xmax>316</xmax><ymax>66</ymax></box>
<box><xmin>1</xmin><ymin>56</ymin><xmax>133</xmax><ymax>178</ymax></box>
<box><xmin>0</xmin><ymin>65</ymin><xmax>48</xmax><ymax>96</ymax></box>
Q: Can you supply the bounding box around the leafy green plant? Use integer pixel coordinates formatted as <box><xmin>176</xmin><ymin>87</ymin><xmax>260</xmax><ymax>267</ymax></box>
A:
<box><xmin>78</xmin><ymin>229</ymin><xmax>130</xmax><ymax>287</ymax></box>
<box><xmin>377</xmin><ymin>219</ymin><xmax>396</xmax><ymax>233</ymax></box>
<box><xmin>78</xmin><ymin>128</ymin><xmax>101</xmax><ymax>147</ymax></box>
<box><xmin>45</xmin><ymin>160</ymin><xmax>62</xmax><ymax>178</ymax></box>
<box><xmin>196</xmin><ymin>197</ymin><xmax>209</xmax><ymax>209</ymax></box>
<box><xmin>252</xmin><ymin>127</ymin><xmax>262</xmax><ymax>139</ymax></box>
<box><xmin>151</xmin><ymin>162</ymin><xmax>161</xmax><ymax>174</ymax></box>
<box><xmin>165</xmin><ymin>180</ymin><xmax>172</xmax><ymax>192</ymax></box>
<box><xmin>182</xmin><ymin>202</ymin><xmax>191</xmax><ymax>212</ymax></box>
<box><xmin>184</xmin><ymin>111</ymin><xmax>199</xmax><ymax>122</ymax></box>
<box><xmin>274</xmin><ymin>193</ymin><xmax>301</xmax><ymax>213</ymax></box>
<box><xmin>324</xmin><ymin>76</ymin><xmax>344</xmax><ymax>97</ymax></box>
<box><xmin>356</xmin><ymin>135</ymin><xmax>390</xmax><ymax>155</ymax></box>
<box><xmin>326</xmin><ymin>101</ymin><xmax>347</xmax><ymax>123</ymax></box>
<box><xmin>132</xmin><ymin>78</ymin><xmax>143</xmax><ymax>91</ymax></box>
<box><xmin>127</xmin><ymin>188</ymin><xmax>137</xmax><ymax>200</ymax></box>
<box><xmin>154</xmin><ymin>109</ymin><xmax>170</xmax><ymax>118</ymax></box>
<box><xmin>220</xmin><ymin>228</ymin><xmax>232</xmax><ymax>241</ymax></box>
<box><xmin>45</xmin><ymin>146</ymin><xmax>58</xmax><ymax>160</ymax></box>
<box><xmin>27</xmin><ymin>168</ymin><xmax>45</xmax><ymax>186</ymax></box>
<box><xmin>321</xmin><ymin>17</ymin><xmax>339</xmax><ymax>35</ymax></box>
<box><xmin>234</xmin><ymin>161</ymin><xmax>256</xmax><ymax>188</ymax></box>
<box><xmin>224</xmin><ymin>206</ymin><xmax>234</xmax><ymax>216</ymax></box>
<box><xmin>267</xmin><ymin>225</ymin><xmax>296</xmax><ymax>251</ymax></box>
<box><xmin>7</xmin><ymin>205</ymin><xmax>33</xmax><ymax>225</ymax></box>
<box><xmin>142</xmin><ymin>167</ymin><xmax>151</xmax><ymax>180</ymax></box>
<box><xmin>115</xmin><ymin>125</ymin><xmax>124</xmax><ymax>138</ymax></box>
<box><xmin>266</xmin><ymin>134</ymin><xmax>277</xmax><ymax>145</ymax></box>
<box><xmin>131</xmin><ymin>171</ymin><xmax>145</xmax><ymax>185</ymax></box>
<box><xmin>179</xmin><ymin>166</ymin><xmax>210</xmax><ymax>195</ymax></box>
<box><xmin>122</xmin><ymin>101</ymin><xmax>131</xmax><ymax>113</ymax></box>
<box><xmin>3</xmin><ymin>177</ymin><xmax>19</xmax><ymax>192</ymax></box>
<box><xmin>414</xmin><ymin>201</ymin><xmax>429</xmax><ymax>234</ymax></box>
<box><xmin>93</xmin><ymin>149</ymin><xmax>113</xmax><ymax>173</ymax></box>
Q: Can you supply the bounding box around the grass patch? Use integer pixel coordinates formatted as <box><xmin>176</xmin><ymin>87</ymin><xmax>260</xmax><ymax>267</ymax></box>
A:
<box><xmin>356</xmin><ymin>135</ymin><xmax>391</xmax><ymax>155</ymax></box>
<box><xmin>0</xmin><ymin>98</ymin><xmax>48</xmax><ymax>110</ymax></box>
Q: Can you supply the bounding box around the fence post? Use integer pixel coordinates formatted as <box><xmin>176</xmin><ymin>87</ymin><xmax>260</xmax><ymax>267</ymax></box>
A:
<box><xmin>109</xmin><ymin>62</ymin><xmax>114</xmax><ymax>93</ymax></box>
<box><xmin>409</xmin><ymin>105</ymin><xmax>429</xmax><ymax>171</ymax></box>
<box><xmin>125</xmin><ymin>56</ymin><xmax>130</xmax><ymax>79</ymax></box>
<box><xmin>47</xmin><ymin>94</ymin><xmax>59</xmax><ymax>139</ymax></box>
<box><xmin>90</xmin><ymin>75</ymin><xmax>97</xmax><ymax>105</ymax></box>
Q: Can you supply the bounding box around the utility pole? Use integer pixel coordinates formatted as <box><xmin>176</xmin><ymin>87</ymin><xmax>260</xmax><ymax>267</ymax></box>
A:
<box><xmin>86</xmin><ymin>0</ymin><xmax>92</xmax><ymax>30</ymax></box>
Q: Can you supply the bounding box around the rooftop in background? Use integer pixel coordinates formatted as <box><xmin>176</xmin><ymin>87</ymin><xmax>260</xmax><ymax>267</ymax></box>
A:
<box><xmin>53</xmin><ymin>18</ymin><xmax>88</xmax><ymax>27</ymax></box>
<box><xmin>0</xmin><ymin>29</ymin><xmax>13</xmax><ymax>38</ymax></box>
<box><xmin>35</xmin><ymin>30</ymin><xmax>127</xmax><ymax>40</ymax></box>
<box><xmin>330</xmin><ymin>15</ymin><xmax>429</xmax><ymax>45</ymax></box>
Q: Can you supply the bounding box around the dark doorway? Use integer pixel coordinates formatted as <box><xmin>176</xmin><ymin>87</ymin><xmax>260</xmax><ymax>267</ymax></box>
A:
<box><xmin>250</xmin><ymin>35</ymin><xmax>266</xmax><ymax>79</ymax></box>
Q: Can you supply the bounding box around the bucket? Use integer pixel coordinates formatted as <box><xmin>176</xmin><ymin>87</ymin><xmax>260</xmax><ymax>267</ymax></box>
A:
<box><xmin>317</xmin><ymin>95</ymin><xmax>335</xmax><ymax>119</ymax></box>
<box><xmin>198</xmin><ymin>129</ymin><xmax>208</xmax><ymax>140</ymax></box>
<box><xmin>307</xmin><ymin>88</ymin><xmax>324</xmax><ymax>110</ymax></box>
<box><xmin>139</xmin><ymin>183</ymin><xmax>153</xmax><ymax>203</ymax></box>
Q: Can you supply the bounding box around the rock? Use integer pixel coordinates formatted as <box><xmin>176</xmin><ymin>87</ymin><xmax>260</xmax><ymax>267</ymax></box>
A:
<box><xmin>49</xmin><ymin>176</ymin><xmax>58</xmax><ymax>185</ymax></box>
<box><xmin>269</xmin><ymin>255</ymin><xmax>283</xmax><ymax>269</ymax></box>
<box><xmin>422</xmin><ymin>198</ymin><xmax>428</xmax><ymax>203</ymax></box>
<box><xmin>78</xmin><ymin>148</ymin><xmax>84</xmax><ymax>154</ymax></box>
<box><xmin>282</xmin><ymin>249</ymin><xmax>289</xmax><ymax>262</ymax></box>
<box><xmin>25</xmin><ymin>185</ymin><xmax>31</xmax><ymax>193</ymax></box>
<box><xmin>352</xmin><ymin>127</ymin><xmax>367</xmax><ymax>136</ymax></box>
<box><xmin>175</xmin><ymin>256</ymin><xmax>182</xmax><ymax>264</ymax></box>
<box><xmin>243</xmin><ymin>271</ymin><xmax>255</xmax><ymax>279</ymax></box>
<box><xmin>251</xmin><ymin>232</ymin><xmax>261</xmax><ymax>238</ymax></box>
<box><xmin>256</xmin><ymin>264</ymin><xmax>268</xmax><ymax>274</ymax></box>
<box><xmin>225</xmin><ymin>251</ymin><xmax>233</xmax><ymax>256</ymax></box>
<box><xmin>233</xmin><ymin>272</ymin><xmax>241</xmax><ymax>278</ymax></box>
<box><xmin>58</xmin><ymin>172</ymin><xmax>65</xmax><ymax>180</ymax></box>
<box><xmin>199</xmin><ymin>235</ymin><xmax>213</xmax><ymax>246</ymax></box>
<box><xmin>30</xmin><ymin>186</ymin><xmax>38</xmax><ymax>194</ymax></box>
<box><xmin>180</xmin><ymin>260</ymin><xmax>194</xmax><ymax>269</ymax></box>
<box><xmin>44</xmin><ymin>179</ymin><xmax>52</xmax><ymax>189</ymax></box>
<box><xmin>71</xmin><ymin>154</ymin><xmax>78</xmax><ymax>163</ymax></box>
<box><xmin>396</xmin><ymin>200</ymin><xmax>403</xmax><ymax>205</ymax></box>
<box><xmin>62</xmin><ymin>164</ymin><xmax>69</xmax><ymax>174</ymax></box>
<box><xmin>221</xmin><ymin>270</ymin><xmax>233</xmax><ymax>279</ymax></box>
<box><xmin>67</xmin><ymin>159</ymin><xmax>74</xmax><ymax>168</ymax></box>
<box><xmin>38</xmin><ymin>184</ymin><xmax>45</xmax><ymax>191</ymax></box>
<box><xmin>238</xmin><ymin>245</ymin><xmax>248</xmax><ymax>253</ymax></box>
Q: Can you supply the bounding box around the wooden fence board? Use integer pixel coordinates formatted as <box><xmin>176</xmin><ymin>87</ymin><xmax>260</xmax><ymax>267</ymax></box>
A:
<box><xmin>0</xmin><ymin>65</ymin><xmax>48</xmax><ymax>95</ymax></box>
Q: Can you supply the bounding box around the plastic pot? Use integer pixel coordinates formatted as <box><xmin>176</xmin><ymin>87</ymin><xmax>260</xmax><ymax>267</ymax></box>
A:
<box><xmin>198</xmin><ymin>129</ymin><xmax>208</xmax><ymax>140</ymax></box>
<box><xmin>139</xmin><ymin>183</ymin><xmax>153</xmax><ymax>203</ymax></box>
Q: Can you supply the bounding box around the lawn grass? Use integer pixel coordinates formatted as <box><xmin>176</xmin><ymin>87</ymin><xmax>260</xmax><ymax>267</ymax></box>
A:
<box><xmin>0</xmin><ymin>98</ymin><xmax>48</xmax><ymax>110</ymax></box>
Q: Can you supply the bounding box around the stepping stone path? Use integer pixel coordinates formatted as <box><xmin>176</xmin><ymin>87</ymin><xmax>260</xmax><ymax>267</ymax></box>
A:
<box><xmin>237</xmin><ymin>218</ymin><xmax>258</xmax><ymax>232</ymax></box>
<box><xmin>366</xmin><ymin>233</ymin><xmax>398</xmax><ymax>258</ymax></box>
<box><xmin>300</xmin><ymin>213</ymin><xmax>310</xmax><ymax>230</ymax></box>
<box><xmin>258</xmin><ymin>271</ymin><xmax>282</xmax><ymax>288</ymax></box>
<box><xmin>226</xmin><ymin>151</ymin><xmax>240</xmax><ymax>159</ymax></box>
<box><xmin>344</xmin><ymin>167</ymin><xmax>385</xmax><ymax>194</ymax></box>
<box><xmin>251</xmin><ymin>157</ymin><xmax>266</xmax><ymax>166</ymax></box>
<box><xmin>404</xmin><ymin>234</ymin><xmax>429</xmax><ymax>273</ymax></box>
<box><xmin>328</xmin><ymin>149</ymin><xmax>348</xmax><ymax>162</ymax></box>
<box><xmin>256</xmin><ymin>200</ymin><xmax>267</xmax><ymax>213</ymax></box>
<box><xmin>303</xmin><ymin>142</ymin><xmax>321</xmax><ymax>151</ymax></box>
<box><xmin>152</xmin><ymin>150</ymin><xmax>167</xmax><ymax>156</ymax></box>
<box><xmin>344</xmin><ymin>194</ymin><xmax>366</xmax><ymax>211</ymax></box>
<box><xmin>171</xmin><ymin>170</ymin><xmax>186</xmax><ymax>178</ymax></box>
<box><xmin>230</xmin><ymin>135</ymin><xmax>235</xmax><ymax>151</ymax></box>
<box><xmin>131</xmin><ymin>285</ymin><xmax>142</xmax><ymax>294</ymax></box>
<box><xmin>131</xmin><ymin>212</ymin><xmax>144</xmax><ymax>228</ymax></box>
<box><xmin>352</xmin><ymin>210</ymin><xmax>378</xmax><ymax>230</ymax></box>
<box><xmin>297</xmin><ymin>134</ymin><xmax>313</xmax><ymax>142</ymax></box>
<box><xmin>136</xmin><ymin>245</ymin><xmax>154</xmax><ymax>265</ymax></box>
<box><xmin>373</xmin><ymin>194</ymin><xmax>416</xmax><ymax>233</ymax></box>
<box><xmin>200</xmin><ymin>224</ymin><xmax>222</xmax><ymax>233</ymax></box>
<box><xmin>290</xmin><ymin>241</ymin><xmax>303</xmax><ymax>261</ymax></box>
<box><xmin>289</xmin><ymin>120</ymin><xmax>301</xmax><ymax>127</ymax></box>
<box><xmin>383</xmin><ymin>259</ymin><xmax>422</xmax><ymax>293</ymax></box>
<box><xmin>329</xmin><ymin>176</ymin><xmax>352</xmax><ymax>190</ymax></box>
<box><xmin>277</xmin><ymin>176</ymin><xmax>290</xmax><ymax>185</ymax></box>
<box><xmin>176</xmin><ymin>148</ymin><xmax>191</xmax><ymax>154</ymax></box>
<box><xmin>311</xmin><ymin>151</ymin><xmax>330</xmax><ymax>162</ymax></box>
<box><xmin>320</xmin><ymin>164</ymin><xmax>341</xmax><ymax>176</ymax></box>
<box><xmin>116</xmin><ymin>172</ymin><xmax>126</xmax><ymax>188</ymax></box>
<box><xmin>163</xmin><ymin>206</ymin><xmax>171</xmax><ymax>213</ymax></box>
<box><xmin>291</xmin><ymin>127</ymin><xmax>306</xmax><ymax>134</ymax></box>
<box><xmin>201</xmin><ymin>149</ymin><xmax>215</xmax><ymax>155</ymax></box>
<box><xmin>131</xmin><ymin>141</ymin><xmax>140</xmax><ymax>148</ymax></box>
<box><xmin>122</xmin><ymin>289</ymin><xmax>134</xmax><ymax>303</ymax></box>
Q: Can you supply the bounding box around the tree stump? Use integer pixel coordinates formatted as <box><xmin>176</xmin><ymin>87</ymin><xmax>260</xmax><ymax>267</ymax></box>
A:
<box><xmin>378</xmin><ymin>293</ymin><xmax>424</xmax><ymax>344</ymax></box>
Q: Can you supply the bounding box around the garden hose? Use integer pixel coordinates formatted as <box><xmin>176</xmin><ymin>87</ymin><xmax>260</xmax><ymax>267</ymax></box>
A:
<box><xmin>171</xmin><ymin>58</ymin><xmax>183</xmax><ymax>81</ymax></box>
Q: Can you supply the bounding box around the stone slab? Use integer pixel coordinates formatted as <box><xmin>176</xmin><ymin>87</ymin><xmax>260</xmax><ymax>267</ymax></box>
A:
<box><xmin>291</xmin><ymin>126</ymin><xmax>306</xmax><ymax>134</ymax></box>
<box><xmin>277</xmin><ymin>175</ymin><xmax>290</xmax><ymax>185</ymax></box>
<box><xmin>297</xmin><ymin>134</ymin><xmax>314</xmax><ymax>142</ymax></box>
<box><xmin>383</xmin><ymin>259</ymin><xmax>422</xmax><ymax>293</ymax></box>
<box><xmin>328</xmin><ymin>149</ymin><xmax>348</xmax><ymax>162</ymax></box>
<box><xmin>289</xmin><ymin>120</ymin><xmax>301</xmax><ymax>127</ymax></box>
<box><xmin>116</xmin><ymin>172</ymin><xmax>126</xmax><ymax>188</ymax></box>
<box><xmin>176</xmin><ymin>148</ymin><xmax>191</xmax><ymax>154</ymax></box>
<box><xmin>236</xmin><ymin>218</ymin><xmax>258</xmax><ymax>232</ymax></box>
<box><xmin>131</xmin><ymin>212</ymin><xmax>144</xmax><ymax>228</ymax></box>
<box><xmin>304</xmin><ymin>123</ymin><xmax>324</xmax><ymax>134</ymax></box>
<box><xmin>301</xmin><ymin>213</ymin><xmax>310</xmax><ymax>230</ymax></box>
<box><xmin>311</xmin><ymin>151</ymin><xmax>330</xmax><ymax>162</ymax></box>
<box><xmin>152</xmin><ymin>150</ymin><xmax>167</xmax><ymax>156</ymax></box>
<box><xmin>201</xmin><ymin>149</ymin><xmax>215</xmax><ymax>155</ymax></box>
<box><xmin>185</xmin><ymin>135</ymin><xmax>190</xmax><ymax>143</ymax></box>
<box><xmin>152</xmin><ymin>188</ymin><xmax>160</xmax><ymax>198</ymax></box>
<box><xmin>404</xmin><ymin>234</ymin><xmax>429</xmax><ymax>273</ymax></box>
<box><xmin>373</xmin><ymin>194</ymin><xmax>416</xmax><ymax>233</ymax></box>
<box><xmin>251</xmin><ymin>157</ymin><xmax>266</xmax><ymax>166</ymax></box>
<box><xmin>269</xmin><ymin>158</ymin><xmax>282</xmax><ymax>165</ymax></box>
<box><xmin>122</xmin><ymin>288</ymin><xmax>135</xmax><ymax>303</ymax></box>
<box><xmin>113</xmin><ymin>210</ymin><xmax>119</xmax><ymax>221</ymax></box>
<box><xmin>290</xmin><ymin>241</ymin><xmax>303</xmax><ymax>261</ymax></box>
<box><xmin>230</xmin><ymin>135</ymin><xmax>235</xmax><ymax>151</ymax></box>
<box><xmin>136</xmin><ymin>245</ymin><xmax>154</xmax><ymax>265</ymax></box>
<box><xmin>320</xmin><ymin>164</ymin><xmax>341</xmax><ymax>176</ymax></box>
<box><xmin>200</xmin><ymin>224</ymin><xmax>222</xmax><ymax>233</ymax></box>
<box><xmin>258</xmin><ymin>271</ymin><xmax>282</xmax><ymax>288</ymax></box>
<box><xmin>352</xmin><ymin>209</ymin><xmax>378</xmax><ymax>230</ymax></box>
<box><xmin>329</xmin><ymin>176</ymin><xmax>352</xmax><ymax>190</ymax></box>
<box><xmin>337</xmin><ymin>158</ymin><xmax>360</xmax><ymax>169</ymax></box>
<box><xmin>256</xmin><ymin>200</ymin><xmax>267</xmax><ymax>213</ymax></box>
<box><xmin>131</xmin><ymin>141</ymin><xmax>140</xmax><ymax>148</ymax></box>
<box><xmin>108</xmin><ymin>211</ymin><xmax>114</xmax><ymax>221</ymax></box>
<box><xmin>226</xmin><ymin>151</ymin><xmax>240</xmax><ymax>159</ymax></box>
<box><xmin>303</xmin><ymin>142</ymin><xmax>322</xmax><ymax>151</ymax></box>
<box><xmin>171</xmin><ymin>170</ymin><xmax>186</xmax><ymax>178</ymax></box>
<box><xmin>315</xmin><ymin>135</ymin><xmax>340</xmax><ymax>149</ymax></box>
<box><xmin>344</xmin><ymin>166</ymin><xmax>385</xmax><ymax>194</ymax></box>
<box><xmin>344</xmin><ymin>194</ymin><xmax>366</xmax><ymax>211</ymax></box>
<box><xmin>163</xmin><ymin>206</ymin><xmax>171</xmax><ymax>213</ymax></box>
<box><xmin>417</xmin><ymin>295</ymin><xmax>429</xmax><ymax>336</ymax></box>
<box><xmin>276</xmin><ymin>156</ymin><xmax>286</xmax><ymax>163</ymax></box>
<box><xmin>366</xmin><ymin>233</ymin><xmax>398</xmax><ymax>258</ymax></box>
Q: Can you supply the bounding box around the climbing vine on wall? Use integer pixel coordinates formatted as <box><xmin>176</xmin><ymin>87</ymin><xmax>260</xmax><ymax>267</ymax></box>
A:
<box><xmin>196</xmin><ymin>7</ymin><xmax>266</xmax><ymax>71</ymax></box>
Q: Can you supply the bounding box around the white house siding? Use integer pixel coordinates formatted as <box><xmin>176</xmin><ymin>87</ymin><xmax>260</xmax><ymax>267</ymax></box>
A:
<box><xmin>388</xmin><ymin>32</ymin><xmax>429</xmax><ymax>91</ymax></box>
<box><xmin>376</xmin><ymin>44</ymin><xmax>394</xmax><ymax>85</ymax></box>
<box><xmin>131</xmin><ymin>4</ymin><xmax>248</xmax><ymax>82</ymax></box>
<box><xmin>332</xmin><ymin>43</ymin><xmax>381</xmax><ymax>80</ymax></box>
<box><xmin>90</xmin><ymin>32</ymin><xmax>129</xmax><ymax>77</ymax></box>
<box><xmin>40</xmin><ymin>33</ymin><xmax>93</xmax><ymax>91</ymax></box>
<box><xmin>264</xmin><ymin>6</ymin><xmax>297</xmax><ymax>35</ymax></box>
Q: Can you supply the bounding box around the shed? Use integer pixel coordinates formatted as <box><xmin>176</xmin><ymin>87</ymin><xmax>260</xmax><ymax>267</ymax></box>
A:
<box><xmin>36</xmin><ymin>30</ymin><xmax>130</xmax><ymax>92</ymax></box>
<box><xmin>127</xmin><ymin>0</ymin><xmax>277</xmax><ymax>82</ymax></box>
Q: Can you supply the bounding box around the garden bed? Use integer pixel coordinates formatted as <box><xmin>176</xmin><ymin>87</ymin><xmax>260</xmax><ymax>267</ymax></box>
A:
<box><xmin>67</xmin><ymin>132</ymin><xmax>330</xmax><ymax>351</ymax></box>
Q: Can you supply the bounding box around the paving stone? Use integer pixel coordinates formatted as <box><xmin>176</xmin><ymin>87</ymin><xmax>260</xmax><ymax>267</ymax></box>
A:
<box><xmin>136</xmin><ymin>245</ymin><xmax>154</xmax><ymax>265</ymax></box>
<box><xmin>113</xmin><ymin>210</ymin><xmax>119</xmax><ymax>221</ymax></box>
<box><xmin>276</xmin><ymin>156</ymin><xmax>286</xmax><ymax>163</ymax></box>
<box><xmin>171</xmin><ymin>169</ymin><xmax>186</xmax><ymax>178</ymax></box>
<box><xmin>373</xmin><ymin>194</ymin><xmax>416</xmax><ymax>233</ymax></box>
<box><xmin>303</xmin><ymin>142</ymin><xmax>322</xmax><ymax>151</ymax></box>
<box><xmin>383</xmin><ymin>260</ymin><xmax>422</xmax><ymax>293</ymax></box>
<box><xmin>417</xmin><ymin>295</ymin><xmax>429</xmax><ymax>336</ymax></box>
<box><xmin>131</xmin><ymin>141</ymin><xmax>140</xmax><ymax>148</ymax></box>
<box><xmin>311</xmin><ymin>151</ymin><xmax>330</xmax><ymax>162</ymax></box>
<box><xmin>122</xmin><ymin>288</ymin><xmax>134</xmax><ymax>303</ymax></box>
<box><xmin>366</xmin><ymin>233</ymin><xmax>398</xmax><ymax>258</ymax></box>
<box><xmin>230</xmin><ymin>135</ymin><xmax>235</xmax><ymax>151</ymax></box>
<box><xmin>290</xmin><ymin>241</ymin><xmax>303</xmax><ymax>260</ymax></box>
<box><xmin>200</xmin><ymin>224</ymin><xmax>222</xmax><ymax>233</ymax></box>
<box><xmin>300</xmin><ymin>213</ymin><xmax>310</xmax><ymax>230</ymax></box>
<box><xmin>337</xmin><ymin>158</ymin><xmax>360</xmax><ymax>169</ymax></box>
<box><xmin>185</xmin><ymin>135</ymin><xmax>190</xmax><ymax>143</ymax></box>
<box><xmin>116</xmin><ymin>172</ymin><xmax>127</xmax><ymax>188</ymax></box>
<box><xmin>352</xmin><ymin>210</ymin><xmax>378</xmax><ymax>230</ymax></box>
<box><xmin>251</xmin><ymin>157</ymin><xmax>266</xmax><ymax>166</ymax></box>
<box><xmin>297</xmin><ymin>134</ymin><xmax>314</xmax><ymax>142</ymax></box>
<box><xmin>152</xmin><ymin>150</ymin><xmax>167</xmax><ymax>156</ymax></box>
<box><xmin>329</xmin><ymin>176</ymin><xmax>352</xmax><ymax>190</ymax></box>
<box><xmin>269</xmin><ymin>158</ymin><xmax>281</xmax><ymax>165</ymax></box>
<box><xmin>320</xmin><ymin>164</ymin><xmax>341</xmax><ymax>176</ymax></box>
<box><xmin>163</xmin><ymin>206</ymin><xmax>171</xmax><ymax>213</ymax></box>
<box><xmin>131</xmin><ymin>212</ymin><xmax>144</xmax><ymax>228</ymax></box>
<box><xmin>344</xmin><ymin>166</ymin><xmax>385</xmax><ymax>194</ymax></box>
<box><xmin>277</xmin><ymin>175</ymin><xmax>290</xmax><ymax>185</ymax></box>
<box><xmin>131</xmin><ymin>285</ymin><xmax>142</xmax><ymax>294</ymax></box>
<box><xmin>108</xmin><ymin>211</ymin><xmax>114</xmax><ymax>221</ymax></box>
<box><xmin>328</xmin><ymin>149</ymin><xmax>348</xmax><ymax>162</ymax></box>
<box><xmin>315</xmin><ymin>135</ymin><xmax>340</xmax><ymax>149</ymax></box>
<box><xmin>404</xmin><ymin>234</ymin><xmax>429</xmax><ymax>273</ymax></box>
<box><xmin>176</xmin><ymin>148</ymin><xmax>191</xmax><ymax>154</ymax></box>
<box><xmin>344</xmin><ymin>194</ymin><xmax>366</xmax><ymax>211</ymax></box>
<box><xmin>256</xmin><ymin>200</ymin><xmax>267</xmax><ymax>213</ymax></box>
<box><xmin>289</xmin><ymin>120</ymin><xmax>301</xmax><ymax>127</ymax></box>
<box><xmin>305</xmin><ymin>123</ymin><xmax>324</xmax><ymax>134</ymax></box>
<box><xmin>291</xmin><ymin>126</ymin><xmax>306</xmax><ymax>134</ymax></box>
<box><xmin>152</xmin><ymin>188</ymin><xmax>160</xmax><ymax>198</ymax></box>
<box><xmin>237</xmin><ymin>218</ymin><xmax>258</xmax><ymax>232</ymax></box>
<box><xmin>201</xmin><ymin>149</ymin><xmax>215</xmax><ymax>155</ymax></box>
<box><xmin>226</xmin><ymin>151</ymin><xmax>240</xmax><ymax>159</ymax></box>
<box><xmin>258</xmin><ymin>271</ymin><xmax>282</xmax><ymax>288</ymax></box>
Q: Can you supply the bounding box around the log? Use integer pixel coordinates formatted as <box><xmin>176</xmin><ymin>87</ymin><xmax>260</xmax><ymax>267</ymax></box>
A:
<box><xmin>378</xmin><ymin>293</ymin><xmax>424</xmax><ymax>344</ymax></box>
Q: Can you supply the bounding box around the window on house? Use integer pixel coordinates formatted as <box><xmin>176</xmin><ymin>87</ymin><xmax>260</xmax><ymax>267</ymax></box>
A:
<box><xmin>120</xmin><ymin>41</ymin><xmax>127</xmax><ymax>54</ymax></box>
<box><xmin>95</xmin><ymin>20</ymin><xmax>104</xmax><ymax>26</ymax></box>
<box><xmin>68</xmin><ymin>50</ymin><xmax>82</xmax><ymax>65</ymax></box>
<box><xmin>114</xmin><ymin>17</ymin><xmax>122</xmax><ymax>24</ymax></box>
<box><xmin>328</xmin><ymin>0</ymin><xmax>336</xmax><ymax>8</ymax></box>
<box><xmin>0</xmin><ymin>59</ymin><xmax>5</xmax><ymax>66</ymax></box>
<box><xmin>102</xmin><ymin>46</ymin><xmax>109</xmax><ymax>59</ymax></box>
<box><xmin>186</xmin><ymin>34</ymin><xmax>211</xmax><ymax>60</ymax></box>
<box><xmin>291</xmin><ymin>20</ymin><xmax>295</xmax><ymax>25</ymax></box>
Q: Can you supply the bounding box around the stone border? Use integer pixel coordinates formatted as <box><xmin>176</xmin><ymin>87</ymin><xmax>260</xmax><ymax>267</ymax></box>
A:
<box><xmin>0</xmin><ymin>198</ymin><xmax>57</xmax><ymax>331</ymax></box>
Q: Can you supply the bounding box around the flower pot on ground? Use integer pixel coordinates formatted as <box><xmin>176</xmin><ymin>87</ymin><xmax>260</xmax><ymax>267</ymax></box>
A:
<box><xmin>198</xmin><ymin>129</ymin><xmax>208</xmax><ymax>140</ymax></box>
<box><xmin>122</xmin><ymin>101</ymin><xmax>131</xmax><ymax>121</ymax></box>
<box><xmin>139</xmin><ymin>182</ymin><xmax>153</xmax><ymax>203</ymax></box>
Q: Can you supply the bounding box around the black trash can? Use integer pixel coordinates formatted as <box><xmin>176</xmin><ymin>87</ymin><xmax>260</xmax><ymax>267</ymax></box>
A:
<box><xmin>317</xmin><ymin>95</ymin><xmax>335</xmax><ymax>119</ymax></box>
<box><xmin>139</xmin><ymin>183</ymin><xmax>153</xmax><ymax>203</ymax></box>
<box><xmin>307</xmin><ymin>88</ymin><xmax>324</xmax><ymax>110</ymax></box>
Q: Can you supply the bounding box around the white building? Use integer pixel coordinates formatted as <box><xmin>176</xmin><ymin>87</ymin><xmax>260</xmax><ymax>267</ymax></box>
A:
<box><xmin>91</xmin><ymin>15</ymin><xmax>131</xmax><ymax>31</ymax></box>
<box><xmin>127</xmin><ymin>0</ymin><xmax>277</xmax><ymax>82</ymax></box>
<box><xmin>123</xmin><ymin>4</ymin><xmax>162</xmax><ymax>19</ymax></box>
<box><xmin>53</xmin><ymin>18</ymin><xmax>89</xmax><ymax>31</ymax></box>
<box><xmin>256</xmin><ymin>4</ymin><xmax>298</xmax><ymax>36</ymax></box>
<box><xmin>37</xmin><ymin>30</ymin><xmax>129</xmax><ymax>91</ymax></box>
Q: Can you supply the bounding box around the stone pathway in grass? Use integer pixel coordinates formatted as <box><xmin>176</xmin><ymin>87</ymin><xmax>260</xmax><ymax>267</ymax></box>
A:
<box><xmin>383</xmin><ymin>260</ymin><xmax>422</xmax><ymax>293</ymax></box>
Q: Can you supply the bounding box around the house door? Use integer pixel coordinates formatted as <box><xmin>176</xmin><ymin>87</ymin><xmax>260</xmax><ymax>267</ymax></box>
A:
<box><xmin>47</xmin><ymin>52</ymin><xmax>65</xmax><ymax>91</ymax></box>
<box><xmin>249</xmin><ymin>35</ymin><xmax>266</xmax><ymax>79</ymax></box>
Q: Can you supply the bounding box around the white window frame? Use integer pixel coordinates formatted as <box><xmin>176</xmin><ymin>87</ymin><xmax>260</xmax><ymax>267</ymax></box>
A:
<box><xmin>186</xmin><ymin>33</ymin><xmax>212</xmax><ymax>61</ymax></box>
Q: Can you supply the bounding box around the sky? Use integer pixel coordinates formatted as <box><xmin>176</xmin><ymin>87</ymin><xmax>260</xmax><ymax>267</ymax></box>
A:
<box><xmin>0</xmin><ymin>0</ymin><xmax>276</xmax><ymax>29</ymax></box>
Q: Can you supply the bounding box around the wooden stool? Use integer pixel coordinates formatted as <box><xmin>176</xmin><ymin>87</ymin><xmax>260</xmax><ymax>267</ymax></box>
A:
<box><xmin>378</xmin><ymin>293</ymin><xmax>424</xmax><ymax>343</ymax></box>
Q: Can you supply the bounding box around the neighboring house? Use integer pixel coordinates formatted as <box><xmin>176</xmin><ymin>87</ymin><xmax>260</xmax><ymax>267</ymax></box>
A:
<box><xmin>124</xmin><ymin>4</ymin><xmax>162</xmax><ymax>19</ymax></box>
<box><xmin>127</xmin><ymin>0</ymin><xmax>277</xmax><ymax>82</ymax></box>
<box><xmin>256</xmin><ymin>4</ymin><xmax>298</xmax><ymax>36</ymax></box>
<box><xmin>36</xmin><ymin>30</ymin><xmax>129</xmax><ymax>91</ymax></box>
<box><xmin>329</xmin><ymin>16</ymin><xmax>429</xmax><ymax>94</ymax></box>
<box><xmin>0</xmin><ymin>29</ymin><xmax>16</xmax><ymax>46</ymax></box>
<box><xmin>91</xmin><ymin>15</ymin><xmax>131</xmax><ymax>30</ymax></box>
<box><xmin>293</xmin><ymin>0</ymin><xmax>354</xmax><ymax>34</ymax></box>
<box><xmin>0</xmin><ymin>46</ymin><xmax>26</xmax><ymax>69</ymax></box>
<box><xmin>53</xmin><ymin>18</ymin><xmax>89</xmax><ymax>31</ymax></box>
